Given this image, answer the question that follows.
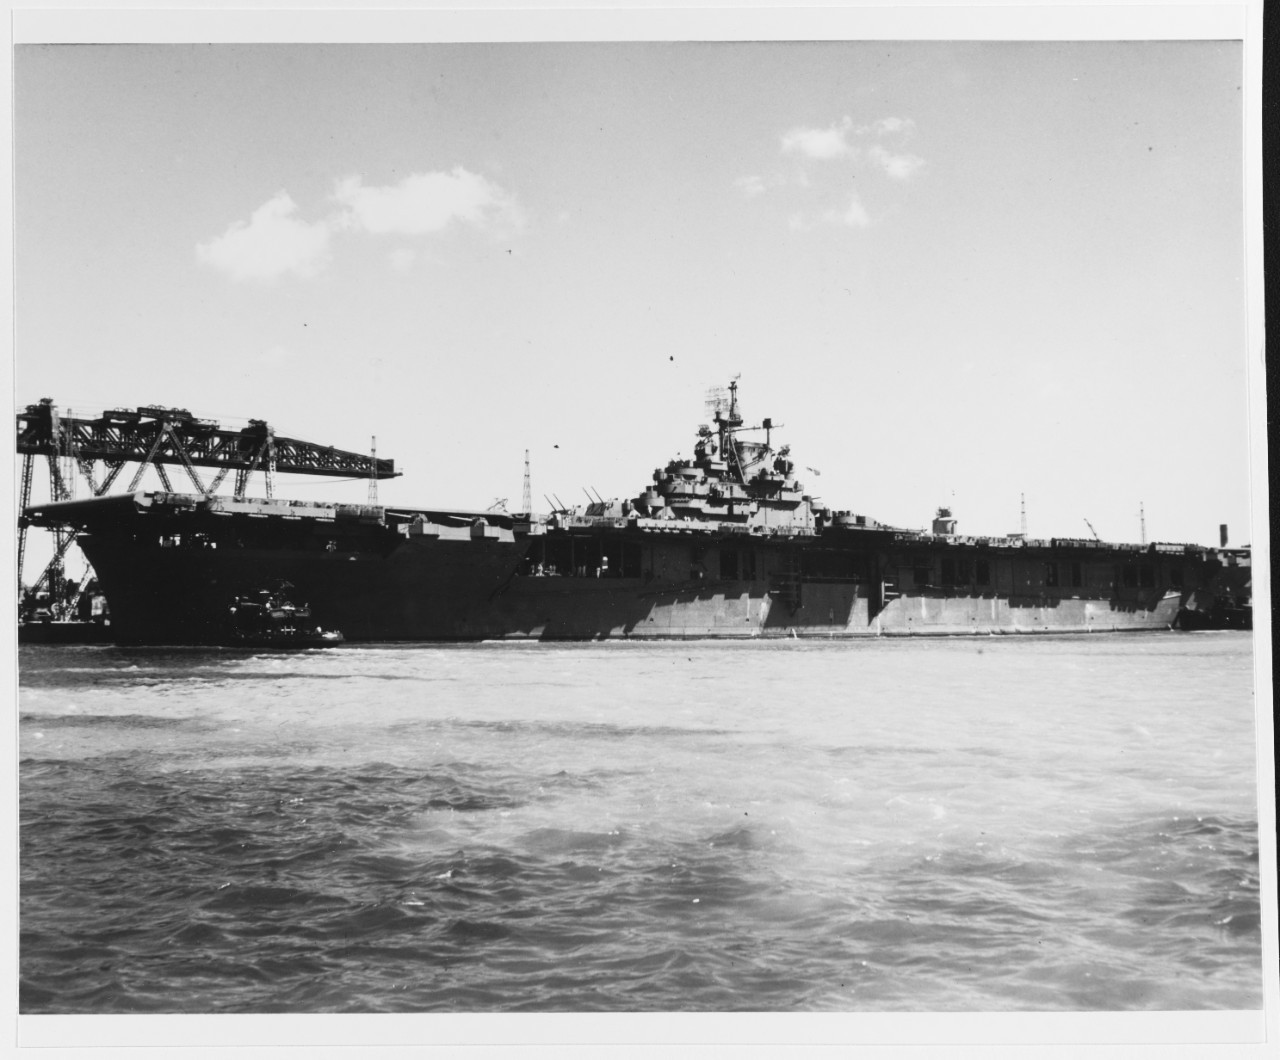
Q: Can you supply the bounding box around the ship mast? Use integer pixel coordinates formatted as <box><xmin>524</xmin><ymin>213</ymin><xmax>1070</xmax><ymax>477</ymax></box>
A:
<box><xmin>714</xmin><ymin>379</ymin><xmax>746</xmax><ymax>483</ymax></box>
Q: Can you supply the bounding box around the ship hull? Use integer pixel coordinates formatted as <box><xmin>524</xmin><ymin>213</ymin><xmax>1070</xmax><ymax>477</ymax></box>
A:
<box><xmin>490</xmin><ymin>579</ymin><xmax>1182</xmax><ymax>639</ymax></box>
<box><xmin>77</xmin><ymin>525</ymin><xmax>1185</xmax><ymax>643</ymax></box>
<box><xmin>79</xmin><ymin>535</ymin><xmax>525</xmax><ymax>644</ymax></box>
<box><xmin>22</xmin><ymin>378</ymin><xmax>1214</xmax><ymax>646</ymax></box>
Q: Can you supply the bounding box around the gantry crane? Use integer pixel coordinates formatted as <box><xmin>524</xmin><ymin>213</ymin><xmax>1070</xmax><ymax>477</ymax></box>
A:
<box><xmin>16</xmin><ymin>399</ymin><xmax>398</xmax><ymax>619</ymax></box>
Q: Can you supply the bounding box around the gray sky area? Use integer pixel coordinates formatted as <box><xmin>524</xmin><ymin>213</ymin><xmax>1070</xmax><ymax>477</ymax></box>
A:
<box><xmin>15</xmin><ymin>37</ymin><xmax>1251</xmax><ymax>547</ymax></box>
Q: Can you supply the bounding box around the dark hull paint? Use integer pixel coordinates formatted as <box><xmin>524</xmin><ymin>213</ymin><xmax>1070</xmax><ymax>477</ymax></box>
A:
<box><xmin>80</xmin><ymin>536</ymin><xmax>526</xmax><ymax>645</ymax></box>
<box><xmin>17</xmin><ymin>621</ymin><xmax>114</xmax><ymax>645</ymax></box>
<box><xmin>1175</xmin><ymin>605</ymin><xmax>1252</xmax><ymax>631</ymax></box>
<box><xmin>79</xmin><ymin>532</ymin><xmax>1184</xmax><ymax>643</ymax></box>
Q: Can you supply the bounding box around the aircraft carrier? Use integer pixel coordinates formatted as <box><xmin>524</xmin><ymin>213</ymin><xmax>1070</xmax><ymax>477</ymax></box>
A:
<box><xmin>20</xmin><ymin>384</ymin><xmax>1223</xmax><ymax>643</ymax></box>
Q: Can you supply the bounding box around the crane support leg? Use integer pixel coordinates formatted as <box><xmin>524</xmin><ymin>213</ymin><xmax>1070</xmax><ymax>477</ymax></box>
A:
<box><xmin>234</xmin><ymin>441</ymin><xmax>268</xmax><ymax>500</ymax></box>
<box><xmin>17</xmin><ymin>453</ymin><xmax>34</xmax><ymax>598</ymax></box>
<box><xmin>31</xmin><ymin>531</ymin><xmax>79</xmax><ymax>598</ymax></box>
<box><xmin>126</xmin><ymin>428</ymin><xmax>171</xmax><ymax>492</ymax></box>
<box><xmin>97</xmin><ymin>461</ymin><xmax>126</xmax><ymax>496</ymax></box>
<box><xmin>65</xmin><ymin>566</ymin><xmax>98</xmax><ymax>618</ymax></box>
<box><xmin>168</xmin><ymin>430</ymin><xmax>207</xmax><ymax>494</ymax></box>
<box><xmin>76</xmin><ymin>456</ymin><xmax>102</xmax><ymax>496</ymax></box>
<box><xmin>47</xmin><ymin>453</ymin><xmax>69</xmax><ymax>502</ymax></box>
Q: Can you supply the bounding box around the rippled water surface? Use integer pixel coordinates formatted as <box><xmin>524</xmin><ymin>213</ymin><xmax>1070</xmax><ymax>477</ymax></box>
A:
<box><xmin>18</xmin><ymin>633</ymin><xmax>1261</xmax><ymax>1013</ymax></box>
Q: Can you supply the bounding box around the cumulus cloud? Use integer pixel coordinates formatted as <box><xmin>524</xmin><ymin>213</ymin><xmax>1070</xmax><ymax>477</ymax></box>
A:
<box><xmin>869</xmin><ymin>117</ymin><xmax>915</xmax><ymax>137</ymax></box>
<box><xmin>868</xmin><ymin>144</ymin><xmax>925</xmax><ymax>180</ymax></box>
<box><xmin>196</xmin><ymin>192</ymin><xmax>333</xmax><ymax>282</ymax></box>
<box><xmin>781</xmin><ymin>117</ymin><xmax>855</xmax><ymax>160</ymax></box>
<box><xmin>333</xmin><ymin>168</ymin><xmax>521</xmax><ymax>236</ymax></box>
<box><xmin>778</xmin><ymin>115</ymin><xmax>921</xmax><ymax>171</ymax></box>
<box><xmin>786</xmin><ymin>197</ymin><xmax>873</xmax><ymax>233</ymax></box>
<box><xmin>197</xmin><ymin>166</ymin><xmax>524</xmax><ymax>282</ymax></box>
<box><xmin>746</xmin><ymin>114</ymin><xmax>923</xmax><ymax>232</ymax></box>
<box><xmin>827</xmin><ymin>195</ymin><xmax>871</xmax><ymax>229</ymax></box>
<box><xmin>786</xmin><ymin>194</ymin><xmax>872</xmax><ymax>232</ymax></box>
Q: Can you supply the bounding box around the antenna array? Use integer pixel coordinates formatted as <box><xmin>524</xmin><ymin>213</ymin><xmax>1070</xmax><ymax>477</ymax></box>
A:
<box><xmin>703</xmin><ymin>386</ymin><xmax>730</xmax><ymax>418</ymax></box>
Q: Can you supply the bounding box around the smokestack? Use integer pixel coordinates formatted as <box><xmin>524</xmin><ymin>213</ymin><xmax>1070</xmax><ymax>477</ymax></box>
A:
<box><xmin>1219</xmin><ymin>523</ymin><xmax>1228</xmax><ymax>548</ymax></box>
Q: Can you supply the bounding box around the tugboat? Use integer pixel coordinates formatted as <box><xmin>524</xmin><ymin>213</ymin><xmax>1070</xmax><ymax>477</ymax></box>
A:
<box><xmin>224</xmin><ymin>581</ymin><xmax>344</xmax><ymax>648</ymax></box>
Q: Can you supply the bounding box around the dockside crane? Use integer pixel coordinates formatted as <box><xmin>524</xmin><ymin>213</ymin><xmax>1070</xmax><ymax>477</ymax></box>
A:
<box><xmin>16</xmin><ymin>399</ymin><xmax>400</xmax><ymax>620</ymax></box>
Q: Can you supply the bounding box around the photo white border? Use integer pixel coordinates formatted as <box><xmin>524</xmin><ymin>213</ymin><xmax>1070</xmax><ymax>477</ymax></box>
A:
<box><xmin>4</xmin><ymin>2</ymin><xmax>1271</xmax><ymax>1056</ymax></box>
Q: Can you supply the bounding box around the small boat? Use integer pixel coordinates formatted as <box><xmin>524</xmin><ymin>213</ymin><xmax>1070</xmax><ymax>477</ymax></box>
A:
<box><xmin>224</xmin><ymin>581</ymin><xmax>344</xmax><ymax>648</ymax></box>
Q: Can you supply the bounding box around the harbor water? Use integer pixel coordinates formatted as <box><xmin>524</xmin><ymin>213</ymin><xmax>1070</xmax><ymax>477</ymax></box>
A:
<box><xmin>18</xmin><ymin>633</ymin><xmax>1262</xmax><ymax>1013</ymax></box>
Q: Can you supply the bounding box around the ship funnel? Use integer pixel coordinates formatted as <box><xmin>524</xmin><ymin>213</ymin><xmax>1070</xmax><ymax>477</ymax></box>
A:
<box><xmin>1220</xmin><ymin>523</ymin><xmax>1229</xmax><ymax>548</ymax></box>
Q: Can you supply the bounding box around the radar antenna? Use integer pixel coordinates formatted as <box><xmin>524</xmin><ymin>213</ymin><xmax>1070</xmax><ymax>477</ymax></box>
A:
<box><xmin>704</xmin><ymin>378</ymin><xmax>747</xmax><ymax>482</ymax></box>
<box><xmin>704</xmin><ymin>385</ymin><xmax>730</xmax><ymax>419</ymax></box>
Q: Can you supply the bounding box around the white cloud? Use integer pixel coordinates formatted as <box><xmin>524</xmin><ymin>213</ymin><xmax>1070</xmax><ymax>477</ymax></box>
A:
<box><xmin>781</xmin><ymin>117</ymin><xmax>854</xmax><ymax>160</ymax></box>
<box><xmin>198</xmin><ymin>167</ymin><xmax>524</xmax><ymax>283</ymax></box>
<box><xmin>196</xmin><ymin>192</ymin><xmax>332</xmax><ymax>282</ymax></box>
<box><xmin>756</xmin><ymin>114</ymin><xmax>924</xmax><ymax>230</ymax></box>
<box><xmin>825</xmin><ymin>194</ymin><xmax>871</xmax><ymax>229</ymax></box>
<box><xmin>333</xmin><ymin>168</ymin><xmax>522</xmax><ymax>236</ymax></box>
<box><xmin>779</xmin><ymin>115</ymin><xmax>921</xmax><ymax>172</ymax></box>
<box><xmin>868</xmin><ymin>144</ymin><xmax>925</xmax><ymax>180</ymax></box>
<box><xmin>869</xmin><ymin>117</ymin><xmax>916</xmax><ymax>137</ymax></box>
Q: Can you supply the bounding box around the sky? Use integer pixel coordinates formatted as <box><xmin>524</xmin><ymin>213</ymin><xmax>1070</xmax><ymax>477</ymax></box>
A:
<box><xmin>13</xmin><ymin>33</ymin><xmax>1256</xmax><ymax>556</ymax></box>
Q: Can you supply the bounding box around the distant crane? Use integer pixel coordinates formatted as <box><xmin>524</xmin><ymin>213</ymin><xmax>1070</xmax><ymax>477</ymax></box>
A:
<box><xmin>1083</xmin><ymin>517</ymin><xmax>1100</xmax><ymax>542</ymax></box>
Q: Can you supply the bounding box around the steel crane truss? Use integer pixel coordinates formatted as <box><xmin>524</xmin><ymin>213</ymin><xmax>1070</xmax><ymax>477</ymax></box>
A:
<box><xmin>17</xmin><ymin>401</ymin><xmax>397</xmax><ymax>493</ymax></box>
<box><xmin>16</xmin><ymin>399</ymin><xmax>398</xmax><ymax>618</ymax></box>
